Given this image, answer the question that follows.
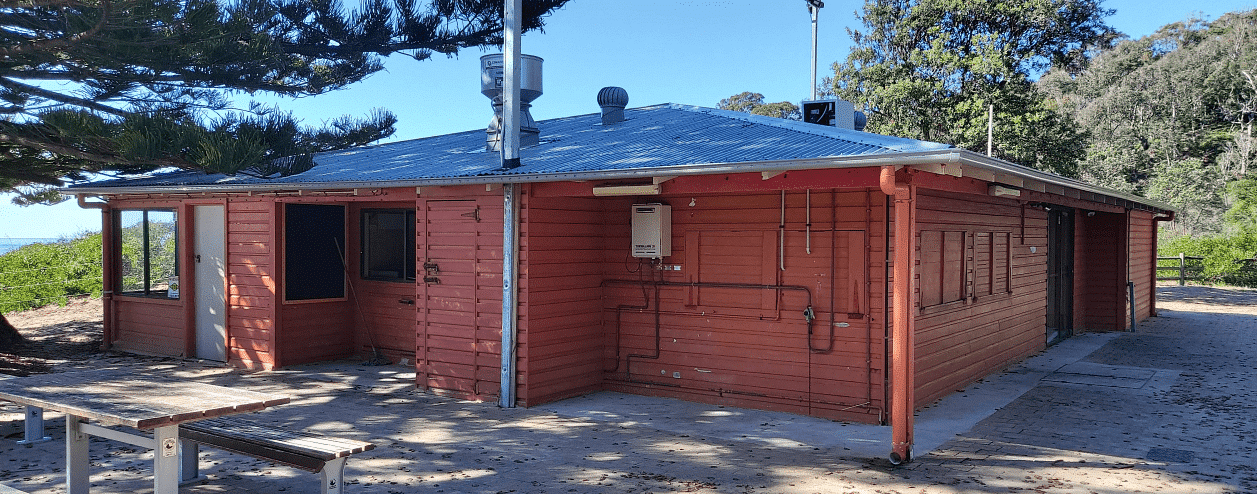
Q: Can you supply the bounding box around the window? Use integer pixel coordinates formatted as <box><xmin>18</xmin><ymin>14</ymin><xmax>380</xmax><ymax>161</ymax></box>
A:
<box><xmin>974</xmin><ymin>232</ymin><xmax>1012</xmax><ymax>297</ymax></box>
<box><xmin>117</xmin><ymin>209</ymin><xmax>178</xmax><ymax>297</ymax></box>
<box><xmin>920</xmin><ymin>230</ymin><xmax>966</xmax><ymax>307</ymax></box>
<box><xmin>361</xmin><ymin>209</ymin><xmax>416</xmax><ymax>282</ymax></box>
<box><xmin>284</xmin><ymin>204</ymin><xmax>346</xmax><ymax>301</ymax></box>
<box><xmin>920</xmin><ymin>230</ymin><xmax>1012</xmax><ymax>309</ymax></box>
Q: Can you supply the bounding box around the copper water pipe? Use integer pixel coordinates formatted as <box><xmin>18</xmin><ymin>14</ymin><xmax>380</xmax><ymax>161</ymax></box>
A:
<box><xmin>880</xmin><ymin>166</ymin><xmax>916</xmax><ymax>464</ymax></box>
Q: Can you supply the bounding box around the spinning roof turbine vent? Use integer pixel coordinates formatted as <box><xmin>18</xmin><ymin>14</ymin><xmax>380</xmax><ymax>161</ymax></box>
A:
<box><xmin>481</xmin><ymin>53</ymin><xmax>543</xmax><ymax>152</ymax></box>
<box><xmin>597</xmin><ymin>87</ymin><xmax>629</xmax><ymax>125</ymax></box>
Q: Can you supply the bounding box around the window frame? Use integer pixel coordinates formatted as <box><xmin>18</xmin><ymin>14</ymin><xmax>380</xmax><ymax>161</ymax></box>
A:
<box><xmin>919</xmin><ymin>228</ymin><xmax>1015</xmax><ymax>314</ymax></box>
<box><xmin>360</xmin><ymin>208</ymin><xmax>417</xmax><ymax>283</ymax></box>
<box><xmin>115</xmin><ymin>208</ymin><xmax>180</xmax><ymax>299</ymax></box>
<box><xmin>282</xmin><ymin>203</ymin><xmax>347</xmax><ymax>302</ymax></box>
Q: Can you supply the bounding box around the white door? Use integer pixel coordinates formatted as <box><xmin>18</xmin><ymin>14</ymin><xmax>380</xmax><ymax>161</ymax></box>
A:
<box><xmin>194</xmin><ymin>205</ymin><xmax>227</xmax><ymax>361</ymax></box>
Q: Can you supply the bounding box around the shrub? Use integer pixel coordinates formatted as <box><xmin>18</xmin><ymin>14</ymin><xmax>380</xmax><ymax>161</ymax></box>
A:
<box><xmin>0</xmin><ymin>233</ymin><xmax>103</xmax><ymax>314</ymax></box>
<box><xmin>1159</xmin><ymin>227</ymin><xmax>1257</xmax><ymax>287</ymax></box>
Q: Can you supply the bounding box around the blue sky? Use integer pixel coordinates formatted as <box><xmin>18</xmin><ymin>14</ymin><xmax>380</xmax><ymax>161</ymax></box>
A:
<box><xmin>3</xmin><ymin>0</ymin><xmax>1254</xmax><ymax>239</ymax></box>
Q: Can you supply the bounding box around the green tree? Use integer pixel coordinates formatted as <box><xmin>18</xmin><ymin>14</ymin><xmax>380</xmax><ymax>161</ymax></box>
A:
<box><xmin>0</xmin><ymin>0</ymin><xmax>569</xmax><ymax>342</ymax></box>
<box><xmin>1225</xmin><ymin>179</ymin><xmax>1257</xmax><ymax>231</ymax></box>
<box><xmin>718</xmin><ymin>92</ymin><xmax>801</xmax><ymax>120</ymax></box>
<box><xmin>0</xmin><ymin>0</ymin><xmax>570</xmax><ymax>202</ymax></box>
<box><xmin>1042</xmin><ymin>11</ymin><xmax>1257</xmax><ymax>234</ymax></box>
<box><xmin>831</xmin><ymin>0</ymin><xmax>1117</xmax><ymax>177</ymax></box>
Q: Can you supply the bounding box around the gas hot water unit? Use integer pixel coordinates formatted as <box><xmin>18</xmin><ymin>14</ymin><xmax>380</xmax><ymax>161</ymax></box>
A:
<box><xmin>631</xmin><ymin>204</ymin><xmax>671</xmax><ymax>258</ymax></box>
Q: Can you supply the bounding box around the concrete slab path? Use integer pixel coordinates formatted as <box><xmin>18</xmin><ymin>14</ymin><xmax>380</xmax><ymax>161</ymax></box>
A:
<box><xmin>1</xmin><ymin>285</ymin><xmax>1253</xmax><ymax>493</ymax></box>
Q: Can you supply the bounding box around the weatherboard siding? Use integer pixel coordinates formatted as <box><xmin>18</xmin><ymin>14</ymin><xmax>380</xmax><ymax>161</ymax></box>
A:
<box><xmin>1130</xmin><ymin>210</ymin><xmax>1155</xmax><ymax>323</ymax></box>
<box><xmin>597</xmin><ymin>189</ymin><xmax>887</xmax><ymax>423</ymax></box>
<box><xmin>517</xmin><ymin>193</ymin><xmax>606</xmax><ymax>406</ymax></box>
<box><xmin>415</xmin><ymin>189</ymin><xmax>505</xmax><ymax>402</ymax></box>
<box><xmin>912</xmin><ymin>190</ymin><xmax>1047</xmax><ymax>408</ymax></box>
<box><xmin>225</xmin><ymin>199</ymin><xmax>278</xmax><ymax>369</ymax></box>
<box><xmin>111</xmin><ymin>298</ymin><xmax>184</xmax><ymax>356</ymax></box>
<box><xmin>278</xmin><ymin>299</ymin><xmax>354</xmax><ymax>365</ymax></box>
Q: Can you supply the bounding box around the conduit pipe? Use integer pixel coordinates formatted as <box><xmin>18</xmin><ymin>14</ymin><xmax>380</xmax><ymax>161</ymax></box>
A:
<box><xmin>500</xmin><ymin>184</ymin><xmax>520</xmax><ymax>407</ymax></box>
<box><xmin>601</xmin><ymin>279</ymin><xmax>817</xmax><ymax>381</ymax></box>
<box><xmin>779</xmin><ymin>190</ymin><xmax>787</xmax><ymax>271</ymax></box>
<box><xmin>75</xmin><ymin>195</ymin><xmax>113</xmax><ymax>350</ymax></box>
<box><xmin>880</xmin><ymin>166</ymin><xmax>917</xmax><ymax>465</ymax></box>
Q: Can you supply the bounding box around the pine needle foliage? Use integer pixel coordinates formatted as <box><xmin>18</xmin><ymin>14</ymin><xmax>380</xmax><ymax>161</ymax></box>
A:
<box><xmin>0</xmin><ymin>0</ymin><xmax>569</xmax><ymax>201</ymax></box>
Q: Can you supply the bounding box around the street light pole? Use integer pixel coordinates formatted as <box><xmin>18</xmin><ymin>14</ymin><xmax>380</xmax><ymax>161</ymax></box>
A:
<box><xmin>808</xmin><ymin>0</ymin><xmax>824</xmax><ymax>101</ymax></box>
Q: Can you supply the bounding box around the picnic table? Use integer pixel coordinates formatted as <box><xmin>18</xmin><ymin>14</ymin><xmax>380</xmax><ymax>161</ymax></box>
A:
<box><xmin>0</xmin><ymin>369</ymin><xmax>289</xmax><ymax>494</ymax></box>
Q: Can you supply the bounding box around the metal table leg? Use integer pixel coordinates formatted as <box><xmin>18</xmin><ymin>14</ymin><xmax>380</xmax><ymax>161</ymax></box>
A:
<box><xmin>17</xmin><ymin>406</ymin><xmax>52</xmax><ymax>445</ymax></box>
<box><xmin>152</xmin><ymin>425</ymin><xmax>180</xmax><ymax>494</ymax></box>
<box><xmin>65</xmin><ymin>417</ymin><xmax>88</xmax><ymax>494</ymax></box>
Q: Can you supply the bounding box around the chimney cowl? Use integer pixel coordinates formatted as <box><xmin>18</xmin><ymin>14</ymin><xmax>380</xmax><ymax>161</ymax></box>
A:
<box><xmin>597</xmin><ymin>87</ymin><xmax>629</xmax><ymax>125</ymax></box>
<box><xmin>481</xmin><ymin>54</ymin><xmax>543</xmax><ymax>152</ymax></box>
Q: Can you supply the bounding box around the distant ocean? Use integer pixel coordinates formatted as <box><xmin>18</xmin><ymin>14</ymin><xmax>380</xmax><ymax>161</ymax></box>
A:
<box><xmin>0</xmin><ymin>237</ymin><xmax>60</xmax><ymax>255</ymax></box>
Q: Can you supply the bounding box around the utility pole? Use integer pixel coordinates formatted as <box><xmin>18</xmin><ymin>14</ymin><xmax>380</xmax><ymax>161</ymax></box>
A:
<box><xmin>808</xmin><ymin>0</ymin><xmax>824</xmax><ymax>100</ymax></box>
<box><xmin>987</xmin><ymin>104</ymin><xmax>994</xmax><ymax>157</ymax></box>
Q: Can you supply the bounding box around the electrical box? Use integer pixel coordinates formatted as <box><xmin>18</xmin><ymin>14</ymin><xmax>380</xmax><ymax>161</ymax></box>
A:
<box><xmin>632</xmin><ymin>204</ymin><xmax>671</xmax><ymax>258</ymax></box>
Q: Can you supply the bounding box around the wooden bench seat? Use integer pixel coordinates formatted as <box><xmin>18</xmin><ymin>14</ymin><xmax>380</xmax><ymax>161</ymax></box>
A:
<box><xmin>180</xmin><ymin>416</ymin><xmax>375</xmax><ymax>493</ymax></box>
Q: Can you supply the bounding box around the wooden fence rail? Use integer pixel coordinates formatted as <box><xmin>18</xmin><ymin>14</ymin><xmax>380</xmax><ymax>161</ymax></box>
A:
<box><xmin>1156</xmin><ymin>253</ymin><xmax>1205</xmax><ymax>286</ymax></box>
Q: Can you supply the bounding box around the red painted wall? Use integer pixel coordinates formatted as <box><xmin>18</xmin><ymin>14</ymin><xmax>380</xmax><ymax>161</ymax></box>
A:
<box><xmin>912</xmin><ymin>190</ymin><xmax>1047</xmax><ymax>407</ymax></box>
<box><xmin>1130</xmin><ymin>210</ymin><xmax>1156</xmax><ymax>322</ymax></box>
<box><xmin>517</xmin><ymin>193</ymin><xmax>607</xmax><ymax>406</ymax></box>
<box><xmin>415</xmin><ymin>188</ymin><xmax>504</xmax><ymax>402</ymax></box>
<box><xmin>593</xmin><ymin>190</ymin><xmax>887</xmax><ymax>423</ymax></box>
<box><xmin>226</xmin><ymin>199</ymin><xmax>279</xmax><ymax>369</ymax></box>
<box><xmin>96</xmin><ymin>171</ymin><xmax>1165</xmax><ymax>428</ymax></box>
<box><xmin>111</xmin><ymin>298</ymin><xmax>184</xmax><ymax>355</ymax></box>
<box><xmin>1074</xmin><ymin>212</ymin><xmax>1125</xmax><ymax>331</ymax></box>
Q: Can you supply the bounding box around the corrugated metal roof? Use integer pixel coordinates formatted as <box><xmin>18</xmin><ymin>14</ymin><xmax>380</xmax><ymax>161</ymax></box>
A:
<box><xmin>271</xmin><ymin>104</ymin><xmax>954</xmax><ymax>183</ymax></box>
<box><xmin>60</xmin><ymin>103</ymin><xmax>1173</xmax><ymax>213</ymax></box>
<box><xmin>68</xmin><ymin>104</ymin><xmax>950</xmax><ymax>190</ymax></box>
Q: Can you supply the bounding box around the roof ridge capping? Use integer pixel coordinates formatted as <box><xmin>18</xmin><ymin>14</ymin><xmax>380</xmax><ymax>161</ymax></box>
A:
<box><xmin>664</xmin><ymin>103</ymin><xmax>953</xmax><ymax>153</ymax></box>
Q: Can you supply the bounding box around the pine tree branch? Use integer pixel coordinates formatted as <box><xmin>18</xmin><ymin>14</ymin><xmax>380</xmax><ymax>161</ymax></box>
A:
<box><xmin>0</xmin><ymin>0</ymin><xmax>109</xmax><ymax>58</ymax></box>
<box><xmin>0</xmin><ymin>0</ymin><xmax>87</xmax><ymax>7</ymax></box>
<box><xmin>0</xmin><ymin>76</ymin><xmax>133</xmax><ymax>117</ymax></box>
<box><xmin>0</xmin><ymin>130</ymin><xmax>190</xmax><ymax>170</ymax></box>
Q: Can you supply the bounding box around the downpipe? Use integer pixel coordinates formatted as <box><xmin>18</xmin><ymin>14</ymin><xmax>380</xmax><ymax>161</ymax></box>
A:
<box><xmin>76</xmin><ymin>195</ymin><xmax>113</xmax><ymax>350</ymax></box>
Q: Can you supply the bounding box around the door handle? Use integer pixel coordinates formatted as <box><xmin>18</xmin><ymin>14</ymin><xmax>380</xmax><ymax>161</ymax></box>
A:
<box><xmin>399</xmin><ymin>299</ymin><xmax>415</xmax><ymax>305</ymax></box>
<box><xmin>196</xmin><ymin>254</ymin><xmax>201</xmax><ymax>263</ymax></box>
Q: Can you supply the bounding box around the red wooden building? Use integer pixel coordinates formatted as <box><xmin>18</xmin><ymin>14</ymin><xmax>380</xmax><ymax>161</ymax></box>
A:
<box><xmin>68</xmin><ymin>98</ymin><xmax>1173</xmax><ymax>462</ymax></box>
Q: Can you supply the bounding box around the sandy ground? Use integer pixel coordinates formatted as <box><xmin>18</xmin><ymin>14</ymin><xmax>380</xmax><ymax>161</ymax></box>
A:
<box><xmin>0</xmin><ymin>285</ymin><xmax>1254</xmax><ymax>493</ymax></box>
<box><xmin>1</xmin><ymin>297</ymin><xmax>103</xmax><ymax>376</ymax></box>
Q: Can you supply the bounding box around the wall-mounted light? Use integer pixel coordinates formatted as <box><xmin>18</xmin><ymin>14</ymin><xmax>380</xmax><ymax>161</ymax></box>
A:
<box><xmin>592</xmin><ymin>184</ymin><xmax>660</xmax><ymax>196</ymax></box>
<box><xmin>988</xmin><ymin>184</ymin><xmax>1021</xmax><ymax>198</ymax></box>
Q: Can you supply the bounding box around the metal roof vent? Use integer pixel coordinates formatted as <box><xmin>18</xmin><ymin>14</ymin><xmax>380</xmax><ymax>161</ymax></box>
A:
<box><xmin>481</xmin><ymin>53</ymin><xmax>543</xmax><ymax>152</ymax></box>
<box><xmin>597</xmin><ymin>87</ymin><xmax>629</xmax><ymax>125</ymax></box>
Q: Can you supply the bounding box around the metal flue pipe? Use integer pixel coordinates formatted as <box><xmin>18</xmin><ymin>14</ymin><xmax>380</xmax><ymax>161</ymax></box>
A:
<box><xmin>499</xmin><ymin>0</ymin><xmax>522</xmax><ymax>408</ymax></box>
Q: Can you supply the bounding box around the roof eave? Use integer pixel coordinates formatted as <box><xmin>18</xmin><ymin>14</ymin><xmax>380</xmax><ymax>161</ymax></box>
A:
<box><xmin>62</xmin><ymin>149</ymin><xmax>1175</xmax><ymax>213</ymax></box>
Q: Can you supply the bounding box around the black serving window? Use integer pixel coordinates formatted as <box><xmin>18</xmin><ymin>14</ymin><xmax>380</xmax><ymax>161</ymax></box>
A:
<box><xmin>117</xmin><ymin>209</ymin><xmax>178</xmax><ymax>297</ymax></box>
<box><xmin>361</xmin><ymin>209</ymin><xmax>416</xmax><ymax>282</ymax></box>
<box><xmin>284</xmin><ymin>203</ymin><xmax>346</xmax><ymax>301</ymax></box>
